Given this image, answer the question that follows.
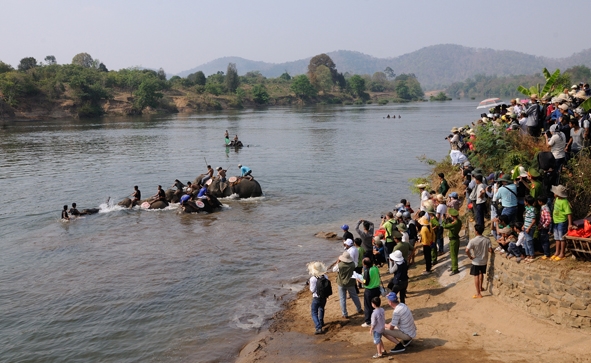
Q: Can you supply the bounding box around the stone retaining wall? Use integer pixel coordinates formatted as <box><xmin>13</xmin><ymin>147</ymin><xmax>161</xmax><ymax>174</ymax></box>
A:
<box><xmin>493</xmin><ymin>256</ymin><xmax>591</xmax><ymax>329</ymax></box>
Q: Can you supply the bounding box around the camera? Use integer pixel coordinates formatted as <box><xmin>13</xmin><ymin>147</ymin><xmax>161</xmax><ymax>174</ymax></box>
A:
<box><xmin>380</xmin><ymin>215</ymin><xmax>384</xmax><ymax>219</ymax></box>
<box><xmin>546</xmin><ymin>130</ymin><xmax>552</xmax><ymax>138</ymax></box>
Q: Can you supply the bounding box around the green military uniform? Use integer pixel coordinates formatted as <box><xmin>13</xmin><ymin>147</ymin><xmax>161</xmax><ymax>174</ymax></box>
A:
<box><xmin>429</xmin><ymin>211</ymin><xmax>440</xmax><ymax>265</ymax></box>
<box><xmin>442</xmin><ymin>209</ymin><xmax>462</xmax><ymax>273</ymax></box>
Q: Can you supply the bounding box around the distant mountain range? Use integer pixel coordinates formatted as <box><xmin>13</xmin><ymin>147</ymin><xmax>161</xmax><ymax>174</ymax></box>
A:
<box><xmin>176</xmin><ymin>44</ymin><xmax>591</xmax><ymax>90</ymax></box>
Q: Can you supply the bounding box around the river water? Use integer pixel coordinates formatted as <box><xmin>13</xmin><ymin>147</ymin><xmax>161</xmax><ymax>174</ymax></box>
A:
<box><xmin>0</xmin><ymin>100</ymin><xmax>478</xmax><ymax>362</ymax></box>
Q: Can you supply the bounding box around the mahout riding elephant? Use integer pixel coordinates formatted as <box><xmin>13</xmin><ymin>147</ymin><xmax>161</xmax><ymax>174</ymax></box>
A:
<box><xmin>193</xmin><ymin>174</ymin><xmax>263</xmax><ymax>198</ymax></box>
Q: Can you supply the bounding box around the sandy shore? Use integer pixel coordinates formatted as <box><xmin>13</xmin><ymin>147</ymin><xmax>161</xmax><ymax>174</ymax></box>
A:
<box><xmin>236</xmin><ymin>233</ymin><xmax>591</xmax><ymax>363</ymax></box>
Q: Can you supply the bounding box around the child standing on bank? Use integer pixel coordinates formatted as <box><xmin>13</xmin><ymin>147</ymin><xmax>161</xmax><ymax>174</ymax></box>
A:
<box><xmin>370</xmin><ymin>296</ymin><xmax>386</xmax><ymax>359</ymax></box>
<box><xmin>523</xmin><ymin>195</ymin><xmax>537</xmax><ymax>262</ymax></box>
<box><xmin>551</xmin><ymin>185</ymin><xmax>572</xmax><ymax>261</ymax></box>
<box><xmin>507</xmin><ymin>222</ymin><xmax>526</xmax><ymax>262</ymax></box>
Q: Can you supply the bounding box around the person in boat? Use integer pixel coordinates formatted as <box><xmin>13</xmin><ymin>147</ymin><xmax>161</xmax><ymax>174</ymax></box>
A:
<box><xmin>150</xmin><ymin>185</ymin><xmax>166</xmax><ymax>206</ymax></box>
<box><xmin>69</xmin><ymin>203</ymin><xmax>81</xmax><ymax>216</ymax></box>
<box><xmin>238</xmin><ymin>164</ymin><xmax>253</xmax><ymax>180</ymax></box>
<box><xmin>61</xmin><ymin>205</ymin><xmax>69</xmax><ymax>220</ymax></box>
<box><xmin>130</xmin><ymin>185</ymin><xmax>141</xmax><ymax>208</ymax></box>
<box><xmin>224</xmin><ymin>130</ymin><xmax>230</xmax><ymax>145</ymax></box>
<box><xmin>217</xmin><ymin>166</ymin><xmax>227</xmax><ymax>182</ymax></box>
<box><xmin>200</xmin><ymin>165</ymin><xmax>214</xmax><ymax>186</ymax></box>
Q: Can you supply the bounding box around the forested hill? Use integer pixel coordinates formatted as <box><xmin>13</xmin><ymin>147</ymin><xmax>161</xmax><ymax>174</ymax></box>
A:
<box><xmin>178</xmin><ymin>45</ymin><xmax>591</xmax><ymax>90</ymax></box>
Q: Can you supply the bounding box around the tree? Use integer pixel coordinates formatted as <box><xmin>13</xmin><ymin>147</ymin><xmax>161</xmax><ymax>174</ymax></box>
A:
<box><xmin>290</xmin><ymin>75</ymin><xmax>317</xmax><ymax>98</ymax></box>
<box><xmin>225</xmin><ymin>63</ymin><xmax>239</xmax><ymax>93</ymax></box>
<box><xmin>308</xmin><ymin>53</ymin><xmax>338</xmax><ymax>88</ymax></box>
<box><xmin>347</xmin><ymin>75</ymin><xmax>366</xmax><ymax>97</ymax></box>
<box><xmin>252</xmin><ymin>84</ymin><xmax>269</xmax><ymax>104</ymax></box>
<box><xmin>279</xmin><ymin>71</ymin><xmax>291</xmax><ymax>81</ymax></box>
<box><xmin>384</xmin><ymin>67</ymin><xmax>396</xmax><ymax>79</ymax></box>
<box><xmin>134</xmin><ymin>78</ymin><xmax>163</xmax><ymax>111</ymax></box>
<box><xmin>0</xmin><ymin>61</ymin><xmax>14</xmax><ymax>74</ymax></box>
<box><xmin>395</xmin><ymin>80</ymin><xmax>411</xmax><ymax>100</ymax></box>
<box><xmin>157</xmin><ymin>68</ymin><xmax>166</xmax><ymax>81</ymax></box>
<box><xmin>187</xmin><ymin>71</ymin><xmax>206</xmax><ymax>86</ymax></box>
<box><xmin>72</xmin><ymin>53</ymin><xmax>94</xmax><ymax>68</ymax></box>
<box><xmin>98</xmin><ymin>63</ymin><xmax>108</xmax><ymax>72</ymax></box>
<box><xmin>18</xmin><ymin>57</ymin><xmax>37</xmax><ymax>72</ymax></box>
<box><xmin>44</xmin><ymin>55</ymin><xmax>57</xmax><ymax>65</ymax></box>
<box><xmin>315</xmin><ymin>65</ymin><xmax>334</xmax><ymax>93</ymax></box>
<box><xmin>564</xmin><ymin>65</ymin><xmax>591</xmax><ymax>84</ymax></box>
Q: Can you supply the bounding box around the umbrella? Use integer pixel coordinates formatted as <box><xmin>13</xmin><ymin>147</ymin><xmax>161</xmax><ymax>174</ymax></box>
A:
<box><xmin>476</xmin><ymin>98</ymin><xmax>505</xmax><ymax>109</ymax></box>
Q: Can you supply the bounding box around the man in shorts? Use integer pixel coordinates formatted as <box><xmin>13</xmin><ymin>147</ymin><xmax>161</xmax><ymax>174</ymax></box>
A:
<box><xmin>465</xmin><ymin>224</ymin><xmax>493</xmax><ymax>299</ymax></box>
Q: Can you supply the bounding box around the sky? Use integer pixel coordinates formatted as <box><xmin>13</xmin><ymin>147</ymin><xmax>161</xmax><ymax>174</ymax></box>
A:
<box><xmin>2</xmin><ymin>0</ymin><xmax>591</xmax><ymax>75</ymax></box>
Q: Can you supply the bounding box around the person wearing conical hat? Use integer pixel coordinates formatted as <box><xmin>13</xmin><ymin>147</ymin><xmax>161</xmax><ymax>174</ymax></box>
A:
<box><xmin>418</xmin><ymin>214</ymin><xmax>435</xmax><ymax>275</ymax></box>
<box><xmin>550</xmin><ymin>185</ymin><xmax>572</xmax><ymax>261</ymax></box>
<box><xmin>307</xmin><ymin>261</ymin><xmax>328</xmax><ymax>334</ymax></box>
<box><xmin>442</xmin><ymin>208</ymin><xmax>462</xmax><ymax>275</ymax></box>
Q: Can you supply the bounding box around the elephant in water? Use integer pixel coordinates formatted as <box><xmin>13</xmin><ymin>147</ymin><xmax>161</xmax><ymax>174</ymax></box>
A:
<box><xmin>117</xmin><ymin>198</ymin><xmax>169</xmax><ymax>209</ymax></box>
<box><xmin>181</xmin><ymin>194</ymin><xmax>223</xmax><ymax>213</ymax></box>
<box><xmin>193</xmin><ymin>175</ymin><xmax>263</xmax><ymax>199</ymax></box>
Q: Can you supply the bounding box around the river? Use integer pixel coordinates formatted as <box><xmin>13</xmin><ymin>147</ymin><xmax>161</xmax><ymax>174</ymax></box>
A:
<box><xmin>0</xmin><ymin>100</ymin><xmax>479</xmax><ymax>362</ymax></box>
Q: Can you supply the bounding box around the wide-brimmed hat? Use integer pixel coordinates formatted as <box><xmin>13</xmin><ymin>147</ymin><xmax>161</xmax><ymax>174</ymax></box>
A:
<box><xmin>499</xmin><ymin>174</ymin><xmax>513</xmax><ymax>183</ymax></box>
<box><xmin>397</xmin><ymin>223</ymin><xmax>408</xmax><ymax>232</ymax></box>
<box><xmin>499</xmin><ymin>226</ymin><xmax>512</xmax><ymax>234</ymax></box>
<box><xmin>418</xmin><ymin>217</ymin><xmax>430</xmax><ymax>226</ymax></box>
<box><xmin>551</xmin><ymin>185</ymin><xmax>568</xmax><ymax>198</ymax></box>
<box><xmin>426</xmin><ymin>205</ymin><xmax>436</xmax><ymax>215</ymax></box>
<box><xmin>436</xmin><ymin>194</ymin><xmax>445</xmax><ymax>202</ymax></box>
<box><xmin>416</xmin><ymin>183</ymin><xmax>428</xmax><ymax>189</ymax></box>
<box><xmin>559</xmin><ymin>104</ymin><xmax>569</xmax><ymax>111</ymax></box>
<box><xmin>451</xmin><ymin>127</ymin><xmax>459</xmax><ymax>133</ymax></box>
<box><xmin>339</xmin><ymin>251</ymin><xmax>353</xmax><ymax>263</ymax></box>
<box><xmin>472</xmin><ymin>168</ymin><xmax>484</xmax><ymax>176</ymax></box>
<box><xmin>389</xmin><ymin>250</ymin><xmax>404</xmax><ymax>263</ymax></box>
<box><xmin>448</xmin><ymin>208</ymin><xmax>459</xmax><ymax>217</ymax></box>
<box><xmin>518</xmin><ymin>166</ymin><xmax>528</xmax><ymax>178</ymax></box>
<box><xmin>392</xmin><ymin>230</ymin><xmax>403</xmax><ymax>239</ymax></box>
<box><xmin>307</xmin><ymin>261</ymin><xmax>327</xmax><ymax>276</ymax></box>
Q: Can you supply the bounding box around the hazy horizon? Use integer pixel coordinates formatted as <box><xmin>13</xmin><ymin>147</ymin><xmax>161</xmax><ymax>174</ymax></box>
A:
<box><xmin>2</xmin><ymin>0</ymin><xmax>591</xmax><ymax>74</ymax></box>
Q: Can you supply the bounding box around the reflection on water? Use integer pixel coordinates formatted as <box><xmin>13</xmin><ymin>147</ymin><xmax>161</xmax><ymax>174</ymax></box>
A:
<box><xmin>0</xmin><ymin>101</ymin><xmax>478</xmax><ymax>362</ymax></box>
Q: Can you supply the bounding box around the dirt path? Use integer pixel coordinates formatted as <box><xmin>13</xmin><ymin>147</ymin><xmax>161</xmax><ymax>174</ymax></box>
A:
<box><xmin>237</xmin><ymin>237</ymin><xmax>591</xmax><ymax>363</ymax></box>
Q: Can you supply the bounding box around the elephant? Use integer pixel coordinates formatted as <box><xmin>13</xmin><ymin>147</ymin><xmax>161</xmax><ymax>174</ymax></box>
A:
<box><xmin>193</xmin><ymin>174</ymin><xmax>263</xmax><ymax>199</ymax></box>
<box><xmin>181</xmin><ymin>194</ymin><xmax>223</xmax><ymax>213</ymax></box>
<box><xmin>117</xmin><ymin>197</ymin><xmax>169</xmax><ymax>209</ymax></box>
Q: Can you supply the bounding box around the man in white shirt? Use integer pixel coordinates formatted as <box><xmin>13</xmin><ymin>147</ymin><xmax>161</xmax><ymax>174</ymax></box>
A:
<box><xmin>383</xmin><ymin>292</ymin><xmax>417</xmax><ymax>353</ymax></box>
<box><xmin>344</xmin><ymin>239</ymin><xmax>359</xmax><ymax>268</ymax></box>
<box><xmin>435</xmin><ymin>194</ymin><xmax>448</xmax><ymax>254</ymax></box>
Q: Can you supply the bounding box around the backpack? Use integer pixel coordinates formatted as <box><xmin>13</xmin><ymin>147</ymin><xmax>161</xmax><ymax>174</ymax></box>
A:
<box><xmin>315</xmin><ymin>275</ymin><xmax>332</xmax><ymax>299</ymax></box>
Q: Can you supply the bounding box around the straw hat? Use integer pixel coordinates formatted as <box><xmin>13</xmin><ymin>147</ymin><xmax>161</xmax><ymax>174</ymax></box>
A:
<box><xmin>436</xmin><ymin>194</ymin><xmax>445</xmax><ymax>202</ymax></box>
<box><xmin>418</xmin><ymin>216</ymin><xmax>430</xmax><ymax>226</ymax></box>
<box><xmin>499</xmin><ymin>226</ymin><xmax>512</xmax><ymax>234</ymax></box>
<box><xmin>389</xmin><ymin>250</ymin><xmax>404</xmax><ymax>263</ymax></box>
<box><xmin>307</xmin><ymin>261</ymin><xmax>327</xmax><ymax>276</ymax></box>
<box><xmin>416</xmin><ymin>183</ymin><xmax>428</xmax><ymax>189</ymax></box>
<box><xmin>551</xmin><ymin>185</ymin><xmax>568</xmax><ymax>198</ymax></box>
<box><xmin>451</xmin><ymin>127</ymin><xmax>459</xmax><ymax>133</ymax></box>
<box><xmin>339</xmin><ymin>251</ymin><xmax>353</xmax><ymax>263</ymax></box>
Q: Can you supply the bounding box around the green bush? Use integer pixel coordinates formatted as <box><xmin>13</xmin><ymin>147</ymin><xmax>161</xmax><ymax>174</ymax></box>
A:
<box><xmin>378</xmin><ymin>99</ymin><xmax>389</xmax><ymax>105</ymax></box>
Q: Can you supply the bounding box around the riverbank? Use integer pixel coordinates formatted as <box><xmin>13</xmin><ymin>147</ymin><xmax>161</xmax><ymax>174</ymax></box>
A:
<box><xmin>0</xmin><ymin>87</ymin><xmax>420</xmax><ymax>121</ymax></box>
<box><xmin>236</xmin><ymin>232</ymin><xmax>591</xmax><ymax>363</ymax></box>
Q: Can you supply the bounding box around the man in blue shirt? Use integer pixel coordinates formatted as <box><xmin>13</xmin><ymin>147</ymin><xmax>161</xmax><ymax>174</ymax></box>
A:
<box><xmin>197</xmin><ymin>185</ymin><xmax>208</xmax><ymax>199</ymax></box>
<box><xmin>238</xmin><ymin>164</ymin><xmax>253</xmax><ymax>180</ymax></box>
<box><xmin>493</xmin><ymin>174</ymin><xmax>518</xmax><ymax>222</ymax></box>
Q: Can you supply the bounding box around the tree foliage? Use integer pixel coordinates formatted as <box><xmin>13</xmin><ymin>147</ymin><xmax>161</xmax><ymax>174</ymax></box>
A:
<box><xmin>279</xmin><ymin>71</ymin><xmax>291</xmax><ymax>81</ymax></box>
<box><xmin>225</xmin><ymin>63</ymin><xmax>239</xmax><ymax>93</ymax></box>
<box><xmin>18</xmin><ymin>57</ymin><xmax>38</xmax><ymax>72</ymax></box>
<box><xmin>315</xmin><ymin>65</ymin><xmax>334</xmax><ymax>93</ymax></box>
<box><xmin>72</xmin><ymin>53</ymin><xmax>94</xmax><ymax>68</ymax></box>
<box><xmin>187</xmin><ymin>71</ymin><xmax>206</xmax><ymax>86</ymax></box>
<box><xmin>252</xmin><ymin>84</ymin><xmax>269</xmax><ymax>104</ymax></box>
<box><xmin>347</xmin><ymin>75</ymin><xmax>366</xmax><ymax>97</ymax></box>
<box><xmin>44</xmin><ymin>55</ymin><xmax>57</xmax><ymax>65</ymax></box>
<box><xmin>0</xmin><ymin>60</ymin><xmax>14</xmax><ymax>74</ymax></box>
<box><xmin>308</xmin><ymin>53</ymin><xmax>338</xmax><ymax>89</ymax></box>
<box><xmin>290</xmin><ymin>75</ymin><xmax>317</xmax><ymax>98</ymax></box>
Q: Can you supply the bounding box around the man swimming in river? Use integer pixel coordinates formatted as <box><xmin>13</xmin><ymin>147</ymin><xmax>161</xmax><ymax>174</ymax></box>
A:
<box><xmin>61</xmin><ymin>205</ymin><xmax>69</xmax><ymax>220</ymax></box>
